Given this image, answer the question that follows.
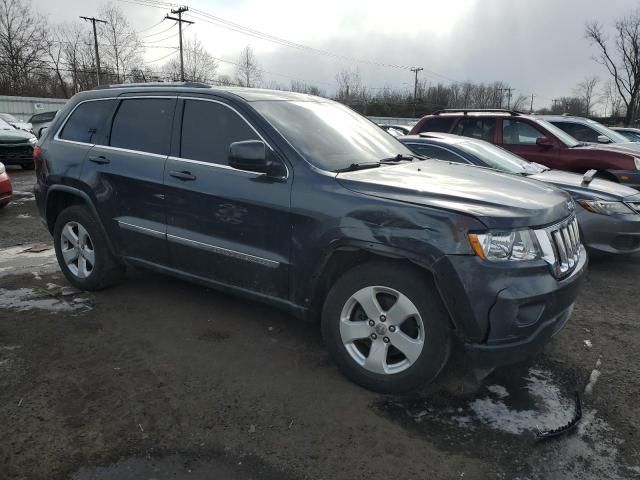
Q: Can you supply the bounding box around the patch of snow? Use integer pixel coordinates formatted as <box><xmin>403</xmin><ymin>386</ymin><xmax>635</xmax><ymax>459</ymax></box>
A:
<box><xmin>0</xmin><ymin>245</ymin><xmax>58</xmax><ymax>277</ymax></box>
<box><xmin>487</xmin><ymin>385</ymin><xmax>509</xmax><ymax>399</ymax></box>
<box><xmin>469</xmin><ymin>369</ymin><xmax>574</xmax><ymax>435</ymax></box>
<box><xmin>584</xmin><ymin>370</ymin><xmax>601</xmax><ymax>396</ymax></box>
<box><xmin>16</xmin><ymin>214</ymin><xmax>31</xmax><ymax>219</ymax></box>
<box><xmin>0</xmin><ymin>287</ymin><xmax>85</xmax><ymax>312</ymax></box>
<box><xmin>584</xmin><ymin>339</ymin><xmax>592</xmax><ymax>348</ymax></box>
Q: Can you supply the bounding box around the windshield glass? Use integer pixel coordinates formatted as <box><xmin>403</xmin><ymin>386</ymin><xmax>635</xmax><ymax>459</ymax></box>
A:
<box><xmin>0</xmin><ymin>118</ymin><xmax>14</xmax><ymax>130</ymax></box>
<box><xmin>0</xmin><ymin>113</ymin><xmax>18</xmax><ymax>123</ymax></box>
<box><xmin>252</xmin><ymin>100</ymin><xmax>413</xmax><ymax>171</ymax></box>
<box><xmin>456</xmin><ymin>140</ymin><xmax>546</xmax><ymax>175</ymax></box>
<box><xmin>586</xmin><ymin>119</ymin><xmax>630</xmax><ymax>143</ymax></box>
<box><xmin>534</xmin><ymin>119</ymin><xmax>580</xmax><ymax>147</ymax></box>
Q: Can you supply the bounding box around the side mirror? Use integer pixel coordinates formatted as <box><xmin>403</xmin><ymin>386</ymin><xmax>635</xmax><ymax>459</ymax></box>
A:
<box><xmin>536</xmin><ymin>137</ymin><xmax>553</xmax><ymax>148</ymax></box>
<box><xmin>37</xmin><ymin>126</ymin><xmax>48</xmax><ymax>139</ymax></box>
<box><xmin>229</xmin><ymin>140</ymin><xmax>278</xmax><ymax>175</ymax></box>
<box><xmin>597</xmin><ymin>135</ymin><xmax>611</xmax><ymax>144</ymax></box>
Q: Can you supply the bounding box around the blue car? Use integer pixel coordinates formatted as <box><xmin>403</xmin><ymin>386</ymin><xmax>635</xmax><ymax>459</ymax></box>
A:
<box><xmin>401</xmin><ymin>133</ymin><xmax>640</xmax><ymax>255</ymax></box>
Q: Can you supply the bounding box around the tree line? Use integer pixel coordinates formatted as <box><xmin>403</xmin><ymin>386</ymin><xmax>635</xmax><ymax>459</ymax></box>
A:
<box><xmin>0</xmin><ymin>0</ymin><xmax>639</xmax><ymax>125</ymax></box>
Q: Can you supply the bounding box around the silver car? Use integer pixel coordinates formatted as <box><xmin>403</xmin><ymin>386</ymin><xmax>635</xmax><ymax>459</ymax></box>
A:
<box><xmin>540</xmin><ymin>115</ymin><xmax>640</xmax><ymax>153</ymax></box>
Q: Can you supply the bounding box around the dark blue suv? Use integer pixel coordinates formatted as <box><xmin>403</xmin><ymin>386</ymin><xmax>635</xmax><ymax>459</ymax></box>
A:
<box><xmin>35</xmin><ymin>83</ymin><xmax>587</xmax><ymax>393</ymax></box>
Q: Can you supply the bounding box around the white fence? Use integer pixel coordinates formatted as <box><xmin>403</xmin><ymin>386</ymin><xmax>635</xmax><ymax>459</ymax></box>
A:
<box><xmin>0</xmin><ymin>95</ymin><xmax>68</xmax><ymax>121</ymax></box>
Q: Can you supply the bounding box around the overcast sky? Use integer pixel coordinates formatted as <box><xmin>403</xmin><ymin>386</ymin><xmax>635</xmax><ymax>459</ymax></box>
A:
<box><xmin>32</xmin><ymin>0</ymin><xmax>639</xmax><ymax>110</ymax></box>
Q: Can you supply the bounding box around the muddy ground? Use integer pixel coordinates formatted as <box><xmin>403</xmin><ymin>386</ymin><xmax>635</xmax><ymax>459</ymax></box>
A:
<box><xmin>0</xmin><ymin>167</ymin><xmax>638</xmax><ymax>480</ymax></box>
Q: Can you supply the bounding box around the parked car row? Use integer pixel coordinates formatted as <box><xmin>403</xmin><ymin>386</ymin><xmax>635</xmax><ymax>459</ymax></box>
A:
<box><xmin>0</xmin><ymin>117</ymin><xmax>37</xmax><ymax>170</ymax></box>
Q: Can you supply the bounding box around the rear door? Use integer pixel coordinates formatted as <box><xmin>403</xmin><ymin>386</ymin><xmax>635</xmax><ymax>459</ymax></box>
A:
<box><xmin>80</xmin><ymin>96</ymin><xmax>177</xmax><ymax>266</ymax></box>
<box><xmin>498</xmin><ymin>118</ymin><xmax>561</xmax><ymax>168</ymax></box>
<box><xmin>164</xmin><ymin>97</ymin><xmax>292</xmax><ymax>299</ymax></box>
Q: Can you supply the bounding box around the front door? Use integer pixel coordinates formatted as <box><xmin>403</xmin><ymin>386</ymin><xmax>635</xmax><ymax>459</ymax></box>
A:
<box><xmin>499</xmin><ymin>118</ymin><xmax>560</xmax><ymax>168</ymax></box>
<box><xmin>164</xmin><ymin>98</ymin><xmax>291</xmax><ymax>299</ymax></box>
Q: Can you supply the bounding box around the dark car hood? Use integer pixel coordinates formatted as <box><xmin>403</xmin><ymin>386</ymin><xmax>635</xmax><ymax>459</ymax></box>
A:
<box><xmin>0</xmin><ymin>128</ymin><xmax>34</xmax><ymax>142</ymax></box>
<box><xmin>529</xmin><ymin>169</ymin><xmax>640</xmax><ymax>201</ymax></box>
<box><xmin>336</xmin><ymin>162</ymin><xmax>573</xmax><ymax>229</ymax></box>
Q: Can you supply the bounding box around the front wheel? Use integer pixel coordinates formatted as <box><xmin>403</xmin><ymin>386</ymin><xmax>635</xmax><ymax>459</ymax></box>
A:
<box><xmin>321</xmin><ymin>261</ymin><xmax>451</xmax><ymax>393</ymax></box>
<box><xmin>53</xmin><ymin>205</ymin><xmax>123</xmax><ymax>290</ymax></box>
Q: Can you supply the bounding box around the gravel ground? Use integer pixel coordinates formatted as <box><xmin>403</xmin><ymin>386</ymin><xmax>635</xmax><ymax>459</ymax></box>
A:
<box><xmin>0</xmin><ymin>167</ymin><xmax>639</xmax><ymax>480</ymax></box>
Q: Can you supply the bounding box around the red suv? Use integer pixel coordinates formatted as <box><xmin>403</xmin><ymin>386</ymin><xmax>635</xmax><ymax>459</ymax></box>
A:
<box><xmin>410</xmin><ymin>109</ymin><xmax>640</xmax><ymax>189</ymax></box>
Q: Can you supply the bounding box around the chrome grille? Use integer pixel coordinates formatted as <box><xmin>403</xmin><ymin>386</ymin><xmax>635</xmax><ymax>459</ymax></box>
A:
<box><xmin>535</xmin><ymin>216</ymin><xmax>582</xmax><ymax>278</ymax></box>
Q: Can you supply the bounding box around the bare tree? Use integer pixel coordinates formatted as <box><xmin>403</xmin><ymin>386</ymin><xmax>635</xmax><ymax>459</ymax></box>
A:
<box><xmin>511</xmin><ymin>95</ymin><xmax>529</xmax><ymax>112</ymax></box>
<box><xmin>162</xmin><ymin>37</ymin><xmax>218</xmax><ymax>83</ymax></box>
<box><xmin>573</xmin><ymin>76</ymin><xmax>599</xmax><ymax>116</ymax></box>
<box><xmin>235</xmin><ymin>45</ymin><xmax>261</xmax><ymax>88</ymax></box>
<box><xmin>586</xmin><ymin>11</ymin><xmax>640</xmax><ymax>125</ymax></box>
<box><xmin>98</xmin><ymin>2</ymin><xmax>142</xmax><ymax>83</ymax></box>
<box><xmin>0</xmin><ymin>0</ymin><xmax>48</xmax><ymax>94</ymax></box>
<box><xmin>335</xmin><ymin>68</ymin><xmax>363</xmax><ymax>101</ymax></box>
<box><xmin>600</xmin><ymin>79</ymin><xmax>625</xmax><ymax>117</ymax></box>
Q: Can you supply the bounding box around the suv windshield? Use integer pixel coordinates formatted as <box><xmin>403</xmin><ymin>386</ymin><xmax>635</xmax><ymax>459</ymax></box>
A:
<box><xmin>252</xmin><ymin>99</ymin><xmax>413</xmax><ymax>171</ymax></box>
<box><xmin>534</xmin><ymin>119</ymin><xmax>580</xmax><ymax>147</ymax></box>
<box><xmin>455</xmin><ymin>140</ymin><xmax>545</xmax><ymax>175</ymax></box>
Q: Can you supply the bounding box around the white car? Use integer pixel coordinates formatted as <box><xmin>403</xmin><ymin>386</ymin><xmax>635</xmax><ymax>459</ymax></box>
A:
<box><xmin>0</xmin><ymin>113</ymin><xmax>33</xmax><ymax>133</ymax></box>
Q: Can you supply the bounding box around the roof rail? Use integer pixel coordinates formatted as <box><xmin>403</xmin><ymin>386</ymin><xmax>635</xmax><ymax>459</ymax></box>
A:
<box><xmin>93</xmin><ymin>81</ymin><xmax>210</xmax><ymax>90</ymax></box>
<box><xmin>432</xmin><ymin>108</ymin><xmax>522</xmax><ymax>116</ymax></box>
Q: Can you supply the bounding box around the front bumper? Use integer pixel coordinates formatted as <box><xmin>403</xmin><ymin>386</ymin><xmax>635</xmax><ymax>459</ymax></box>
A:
<box><xmin>578</xmin><ymin>206</ymin><xmax>640</xmax><ymax>254</ymax></box>
<box><xmin>610</xmin><ymin>169</ymin><xmax>640</xmax><ymax>190</ymax></box>
<box><xmin>0</xmin><ymin>174</ymin><xmax>12</xmax><ymax>206</ymax></box>
<box><xmin>434</xmin><ymin>247</ymin><xmax>587</xmax><ymax>368</ymax></box>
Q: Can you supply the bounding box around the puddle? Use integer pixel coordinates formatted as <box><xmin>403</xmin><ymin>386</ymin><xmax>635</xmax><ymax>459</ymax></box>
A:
<box><xmin>0</xmin><ymin>287</ymin><xmax>90</xmax><ymax>313</ymax></box>
<box><xmin>373</xmin><ymin>362</ymin><xmax>637</xmax><ymax>479</ymax></box>
<box><xmin>0</xmin><ymin>245</ymin><xmax>58</xmax><ymax>277</ymax></box>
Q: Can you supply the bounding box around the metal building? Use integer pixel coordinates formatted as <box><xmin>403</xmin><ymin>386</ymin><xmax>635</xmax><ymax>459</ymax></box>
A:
<box><xmin>0</xmin><ymin>95</ymin><xmax>68</xmax><ymax>121</ymax></box>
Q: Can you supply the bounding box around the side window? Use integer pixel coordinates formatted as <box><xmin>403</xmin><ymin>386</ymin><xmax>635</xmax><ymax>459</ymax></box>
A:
<box><xmin>454</xmin><ymin>118</ymin><xmax>496</xmax><ymax>142</ymax></box>
<box><xmin>408</xmin><ymin>143</ymin><xmax>468</xmax><ymax>163</ymax></box>
<box><xmin>180</xmin><ymin>100</ymin><xmax>259</xmax><ymax>165</ymax></box>
<box><xmin>419</xmin><ymin>116</ymin><xmax>456</xmax><ymax>133</ymax></box>
<box><xmin>110</xmin><ymin>98</ymin><xmax>175</xmax><ymax>155</ymax></box>
<box><xmin>59</xmin><ymin>100</ymin><xmax>115</xmax><ymax>144</ymax></box>
<box><xmin>502</xmin><ymin>119</ymin><xmax>545</xmax><ymax>145</ymax></box>
<box><xmin>552</xmin><ymin>122</ymin><xmax>599</xmax><ymax>143</ymax></box>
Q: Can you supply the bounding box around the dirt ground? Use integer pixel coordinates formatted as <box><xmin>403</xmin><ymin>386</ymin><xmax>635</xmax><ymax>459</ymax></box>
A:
<box><xmin>0</xmin><ymin>167</ymin><xmax>639</xmax><ymax>480</ymax></box>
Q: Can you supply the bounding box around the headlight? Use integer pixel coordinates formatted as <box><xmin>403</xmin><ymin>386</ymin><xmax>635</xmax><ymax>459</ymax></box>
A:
<box><xmin>28</xmin><ymin>137</ymin><xmax>37</xmax><ymax>145</ymax></box>
<box><xmin>635</xmin><ymin>157</ymin><xmax>640</xmax><ymax>170</ymax></box>
<box><xmin>0</xmin><ymin>162</ymin><xmax>5</xmax><ymax>175</ymax></box>
<box><xmin>577</xmin><ymin>199</ymin><xmax>635</xmax><ymax>215</ymax></box>
<box><xmin>468</xmin><ymin>229</ymin><xmax>541</xmax><ymax>261</ymax></box>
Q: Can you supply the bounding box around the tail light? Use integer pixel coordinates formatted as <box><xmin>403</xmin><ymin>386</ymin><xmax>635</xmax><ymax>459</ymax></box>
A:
<box><xmin>33</xmin><ymin>145</ymin><xmax>42</xmax><ymax>170</ymax></box>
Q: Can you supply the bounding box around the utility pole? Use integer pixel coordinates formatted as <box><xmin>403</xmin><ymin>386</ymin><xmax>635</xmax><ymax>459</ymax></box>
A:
<box><xmin>80</xmin><ymin>16</ymin><xmax>107</xmax><ymax>85</ymax></box>
<box><xmin>529</xmin><ymin>94</ymin><xmax>534</xmax><ymax>114</ymax></box>
<box><xmin>410</xmin><ymin>67</ymin><xmax>423</xmax><ymax>117</ymax></box>
<box><xmin>503</xmin><ymin>87</ymin><xmax>514</xmax><ymax>109</ymax></box>
<box><xmin>165</xmin><ymin>6</ymin><xmax>194</xmax><ymax>82</ymax></box>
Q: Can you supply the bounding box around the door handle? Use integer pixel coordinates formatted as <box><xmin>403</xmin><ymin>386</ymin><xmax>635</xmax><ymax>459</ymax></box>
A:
<box><xmin>88</xmin><ymin>155</ymin><xmax>110</xmax><ymax>165</ymax></box>
<box><xmin>169</xmin><ymin>170</ymin><xmax>196</xmax><ymax>181</ymax></box>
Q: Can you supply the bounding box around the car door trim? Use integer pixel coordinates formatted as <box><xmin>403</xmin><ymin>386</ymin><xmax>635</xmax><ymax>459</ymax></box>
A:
<box><xmin>167</xmin><ymin>233</ymin><xmax>280</xmax><ymax>268</ymax></box>
<box><xmin>117</xmin><ymin>220</ymin><xmax>166</xmax><ymax>239</ymax></box>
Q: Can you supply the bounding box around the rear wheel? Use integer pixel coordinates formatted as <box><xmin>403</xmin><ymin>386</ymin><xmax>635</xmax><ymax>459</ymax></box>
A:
<box><xmin>322</xmin><ymin>261</ymin><xmax>451</xmax><ymax>393</ymax></box>
<box><xmin>53</xmin><ymin>205</ymin><xmax>123</xmax><ymax>290</ymax></box>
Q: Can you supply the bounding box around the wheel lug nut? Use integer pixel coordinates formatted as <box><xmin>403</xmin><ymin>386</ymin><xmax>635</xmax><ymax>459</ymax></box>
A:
<box><xmin>383</xmin><ymin>337</ymin><xmax>390</xmax><ymax>343</ymax></box>
<box><xmin>380</xmin><ymin>314</ymin><xmax>386</xmax><ymax>322</ymax></box>
<box><xmin>370</xmin><ymin>333</ymin><xmax>377</xmax><ymax>340</ymax></box>
<box><xmin>389</xmin><ymin>326</ymin><xmax>396</xmax><ymax>332</ymax></box>
<box><xmin>368</xmin><ymin>320</ymin><xmax>375</xmax><ymax>327</ymax></box>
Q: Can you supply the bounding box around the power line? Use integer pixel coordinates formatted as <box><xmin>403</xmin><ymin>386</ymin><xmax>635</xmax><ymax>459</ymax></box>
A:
<box><xmin>136</xmin><ymin>18</ymin><xmax>165</xmax><ymax>33</ymax></box>
<box><xmin>139</xmin><ymin>22</ymin><xmax>176</xmax><ymax>38</ymax></box>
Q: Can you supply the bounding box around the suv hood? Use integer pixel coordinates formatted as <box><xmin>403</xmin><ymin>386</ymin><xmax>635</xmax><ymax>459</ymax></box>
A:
<box><xmin>0</xmin><ymin>128</ymin><xmax>34</xmax><ymax>142</ymax></box>
<box><xmin>575</xmin><ymin>142</ymin><xmax>640</xmax><ymax>156</ymax></box>
<box><xmin>529</xmin><ymin>169</ymin><xmax>640</xmax><ymax>202</ymax></box>
<box><xmin>336</xmin><ymin>161</ymin><xmax>573</xmax><ymax>229</ymax></box>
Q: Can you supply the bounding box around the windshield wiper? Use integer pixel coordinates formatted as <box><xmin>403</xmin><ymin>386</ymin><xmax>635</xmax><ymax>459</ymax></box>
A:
<box><xmin>334</xmin><ymin>162</ymin><xmax>381</xmax><ymax>173</ymax></box>
<box><xmin>379</xmin><ymin>153</ymin><xmax>415</xmax><ymax>163</ymax></box>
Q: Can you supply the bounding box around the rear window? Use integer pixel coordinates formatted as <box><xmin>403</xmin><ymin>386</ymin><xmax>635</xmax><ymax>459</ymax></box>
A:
<box><xmin>59</xmin><ymin>100</ymin><xmax>115</xmax><ymax>144</ymax></box>
<box><xmin>419</xmin><ymin>116</ymin><xmax>456</xmax><ymax>133</ymax></box>
<box><xmin>109</xmin><ymin>98</ymin><xmax>175</xmax><ymax>155</ymax></box>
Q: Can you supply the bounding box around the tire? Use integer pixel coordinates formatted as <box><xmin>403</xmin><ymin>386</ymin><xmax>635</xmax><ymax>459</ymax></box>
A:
<box><xmin>53</xmin><ymin>205</ymin><xmax>123</xmax><ymax>290</ymax></box>
<box><xmin>21</xmin><ymin>162</ymin><xmax>35</xmax><ymax>170</ymax></box>
<box><xmin>321</xmin><ymin>261</ymin><xmax>451</xmax><ymax>394</ymax></box>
